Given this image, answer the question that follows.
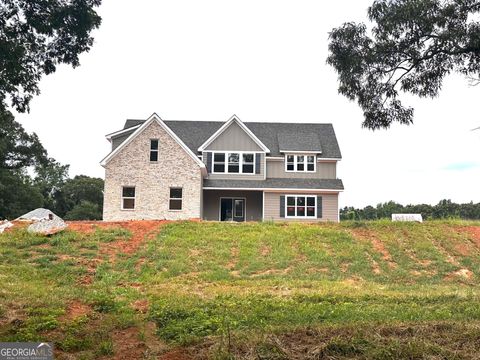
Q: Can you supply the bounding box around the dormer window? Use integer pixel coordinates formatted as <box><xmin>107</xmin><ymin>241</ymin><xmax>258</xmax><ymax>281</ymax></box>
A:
<box><xmin>285</xmin><ymin>154</ymin><xmax>316</xmax><ymax>172</ymax></box>
<box><xmin>150</xmin><ymin>139</ymin><xmax>159</xmax><ymax>162</ymax></box>
<box><xmin>212</xmin><ymin>152</ymin><xmax>256</xmax><ymax>174</ymax></box>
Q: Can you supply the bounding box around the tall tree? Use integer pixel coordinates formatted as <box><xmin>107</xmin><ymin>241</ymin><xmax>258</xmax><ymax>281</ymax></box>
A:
<box><xmin>0</xmin><ymin>109</ymin><xmax>47</xmax><ymax>169</ymax></box>
<box><xmin>56</xmin><ymin>175</ymin><xmax>104</xmax><ymax>217</ymax></box>
<box><xmin>1</xmin><ymin>0</ymin><xmax>102</xmax><ymax>112</ymax></box>
<box><xmin>327</xmin><ymin>0</ymin><xmax>480</xmax><ymax>129</ymax></box>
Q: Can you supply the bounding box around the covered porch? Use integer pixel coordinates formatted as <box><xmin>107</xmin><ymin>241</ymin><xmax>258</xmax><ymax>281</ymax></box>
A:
<box><xmin>202</xmin><ymin>189</ymin><xmax>263</xmax><ymax>222</ymax></box>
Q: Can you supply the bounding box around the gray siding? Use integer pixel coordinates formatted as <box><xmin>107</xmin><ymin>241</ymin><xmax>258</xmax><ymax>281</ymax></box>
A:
<box><xmin>266</xmin><ymin>159</ymin><xmax>336</xmax><ymax>179</ymax></box>
<box><xmin>203</xmin><ymin>152</ymin><xmax>265</xmax><ymax>180</ymax></box>
<box><xmin>203</xmin><ymin>190</ymin><xmax>263</xmax><ymax>221</ymax></box>
<box><xmin>263</xmin><ymin>192</ymin><xmax>339</xmax><ymax>222</ymax></box>
<box><xmin>205</xmin><ymin>121</ymin><xmax>263</xmax><ymax>151</ymax></box>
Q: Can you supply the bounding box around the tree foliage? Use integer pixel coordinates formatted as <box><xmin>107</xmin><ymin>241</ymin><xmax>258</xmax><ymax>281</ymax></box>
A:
<box><xmin>327</xmin><ymin>0</ymin><xmax>480</xmax><ymax>129</ymax></box>
<box><xmin>56</xmin><ymin>175</ymin><xmax>104</xmax><ymax>217</ymax></box>
<box><xmin>64</xmin><ymin>200</ymin><xmax>101</xmax><ymax>220</ymax></box>
<box><xmin>340</xmin><ymin>199</ymin><xmax>480</xmax><ymax>220</ymax></box>
<box><xmin>0</xmin><ymin>109</ymin><xmax>47</xmax><ymax>169</ymax></box>
<box><xmin>0</xmin><ymin>0</ymin><xmax>102</xmax><ymax>112</ymax></box>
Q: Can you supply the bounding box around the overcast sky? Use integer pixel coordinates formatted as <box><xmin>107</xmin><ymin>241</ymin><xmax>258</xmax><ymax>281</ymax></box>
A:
<box><xmin>14</xmin><ymin>0</ymin><xmax>480</xmax><ymax>208</ymax></box>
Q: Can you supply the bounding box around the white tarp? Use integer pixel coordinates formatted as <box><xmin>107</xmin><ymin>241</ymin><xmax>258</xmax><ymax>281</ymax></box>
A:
<box><xmin>392</xmin><ymin>214</ymin><xmax>423</xmax><ymax>223</ymax></box>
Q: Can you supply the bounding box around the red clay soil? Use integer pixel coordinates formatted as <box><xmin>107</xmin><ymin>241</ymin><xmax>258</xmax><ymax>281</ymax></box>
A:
<box><xmin>158</xmin><ymin>350</ymin><xmax>192</xmax><ymax>360</ymax></box>
<box><xmin>60</xmin><ymin>300</ymin><xmax>92</xmax><ymax>321</ymax></box>
<box><xmin>68</xmin><ymin>220</ymin><xmax>168</xmax><ymax>255</ymax></box>
<box><xmin>349</xmin><ymin>228</ymin><xmax>397</xmax><ymax>268</ymax></box>
<box><xmin>67</xmin><ymin>220</ymin><xmax>168</xmax><ymax>284</ymax></box>
<box><xmin>107</xmin><ymin>327</ymin><xmax>146</xmax><ymax>360</ymax></box>
<box><xmin>461</xmin><ymin>226</ymin><xmax>480</xmax><ymax>249</ymax></box>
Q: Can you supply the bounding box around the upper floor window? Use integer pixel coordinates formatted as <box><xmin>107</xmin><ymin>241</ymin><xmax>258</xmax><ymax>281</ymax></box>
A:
<box><xmin>212</xmin><ymin>152</ymin><xmax>255</xmax><ymax>174</ymax></box>
<box><xmin>122</xmin><ymin>186</ymin><xmax>135</xmax><ymax>210</ymax></box>
<box><xmin>150</xmin><ymin>139</ymin><xmax>159</xmax><ymax>162</ymax></box>
<box><xmin>285</xmin><ymin>154</ymin><xmax>316</xmax><ymax>172</ymax></box>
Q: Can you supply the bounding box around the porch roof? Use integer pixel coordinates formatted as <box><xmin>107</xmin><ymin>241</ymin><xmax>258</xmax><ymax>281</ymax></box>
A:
<box><xmin>203</xmin><ymin>178</ymin><xmax>344</xmax><ymax>191</ymax></box>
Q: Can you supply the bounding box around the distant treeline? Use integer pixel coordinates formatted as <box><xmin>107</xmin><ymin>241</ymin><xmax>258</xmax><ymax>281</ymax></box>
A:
<box><xmin>340</xmin><ymin>200</ymin><xmax>480</xmax><ymax>221</ymax></box>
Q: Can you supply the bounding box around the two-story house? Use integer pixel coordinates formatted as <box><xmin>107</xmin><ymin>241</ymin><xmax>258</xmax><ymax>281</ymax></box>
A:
<box><xmin>101</xmin><ymin>113</ymin><xmax>343</xmax><ymax>222</ymax></box>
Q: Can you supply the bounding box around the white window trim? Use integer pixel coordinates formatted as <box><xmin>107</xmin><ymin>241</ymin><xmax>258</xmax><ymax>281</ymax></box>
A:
<box><xmin>169</xmin><ymin>187</ymin><xmax>183</xmax><ymax>211</ymax></box>
<box><xmin>285</xmin><ymin>154</ymin><xmax>316</xmax><ymax>173</ymax></box>
<box><xmin>121</xmin><ymin>186</ymin><xmax>136</xmax><ymax>211</ymax></box>
<box><xmin>285</xmin><ymin>195</ymin><xmax>317</xmax><ymax>219</ymax></box>
<box><xmin>211</xmin><ymin>151</ymin><xmax>258</xmax><ymax>175</ymax></box>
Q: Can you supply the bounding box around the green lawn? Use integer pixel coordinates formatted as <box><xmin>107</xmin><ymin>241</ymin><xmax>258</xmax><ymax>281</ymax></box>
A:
<box><xmin>1</xmin><ymin>220</ymin><xmax>480</xmax><ymax>359</ymax></box>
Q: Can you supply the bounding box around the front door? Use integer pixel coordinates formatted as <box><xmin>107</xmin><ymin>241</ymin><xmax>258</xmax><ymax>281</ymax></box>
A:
<box><xmin>220</xmin><ymin>198</ymin><xmax>245</xmax><ymax>222</ymax></box>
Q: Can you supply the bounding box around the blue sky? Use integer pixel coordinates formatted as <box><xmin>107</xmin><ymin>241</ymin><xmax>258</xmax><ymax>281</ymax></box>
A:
<box><xmin>13</xmin><ymin>0</ymin><xmax>480</xmax><ymax>207</ymax></box>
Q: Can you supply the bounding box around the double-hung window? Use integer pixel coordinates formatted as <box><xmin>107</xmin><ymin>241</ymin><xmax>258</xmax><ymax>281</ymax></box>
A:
<box><xmin>286</xmin><ymin>195</ymin><xmax>316</xmax><ymax>218</ymax></box>
<box><xmin>213</xmin><ymin>153</ymin><xmax>225</xmax><ymax>172</ymax></box>
<box><xmin>212</xmin><ymin>152</ymin><xmax>255</xmax><ymax>174</ymax></box>
<box><xmin>150</xmin><ymin>139</ymin><xmax>159</xmax><ymax>162</ymax></box>
<box><xmin>228</xmin><ymin>153</ymin><xmax>240</xmax><ymax>173</ymax></box>
<box><xmin>169</xmin><ymin>188</ymin><xmax>182</xmax><ymax>210</ymax></box>
<box><xmin>242</xmin><ymin>153</ymin><xmax>254</xmax><ymax>173</ymax></box>
<box><xmin>286</xmin><ymin>155</ymin><xmax>295</xmax><ymax>171</ymax></box>
<box><xmin>285</xmin><ymin>154</ymin><xmax>316</xmax><ymax>172</ymax></box>
<box><xmin>122</xmin><ymin>186</ymin><xmax>135</xmax><ymax>210</ymax></box>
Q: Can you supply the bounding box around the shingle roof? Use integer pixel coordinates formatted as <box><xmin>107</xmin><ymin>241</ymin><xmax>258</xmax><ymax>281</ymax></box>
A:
<box><xmin>124</xmin><ymin>119</ymin><xmax>145</xmax><ymax>129</ymax></box>
<box><xmin>203</xmin><ymin>178</ymin><xmax>344</xmax><ymax>190</ymax></box>
<box><xmin>277</xmin><ymin>132</ymin><xmax>322</xmax><ymax>152</ymax></box>
<box><xmin>117</xmin><ymin>119</ymin><xmax>342</xmax><ymax>158</ymax></box>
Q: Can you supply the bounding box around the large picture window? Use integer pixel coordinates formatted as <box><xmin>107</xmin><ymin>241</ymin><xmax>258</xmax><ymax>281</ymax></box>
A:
<box><xmin>122</xmin><ymin>186</ymin><xmax>135</xmax><ymax>210</ymax></box>
<box><xmin>285</xmin><ymin>195</ymin><xmax>316</xmax><ymax>218</ymax></box>
<box><xmin>285</xmin><ymin>154</ymin><xmax>316</xmax><ymax>172</ymax></box>
<box><xmin>169</xmin><ymin>188</ymin><xmax>182</xmax><ymax>210</ymax></box>
<box><xmin>212</xmin><ymin>152</ymin><xmax>256</xmax><ymax>174</ymax></box>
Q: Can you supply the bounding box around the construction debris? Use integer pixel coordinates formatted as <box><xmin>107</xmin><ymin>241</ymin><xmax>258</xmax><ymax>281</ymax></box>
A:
<box><xmin>0</xmin><ymin>220</ymin><xmax>14</xmax><ymax>233</ymax></box>
<box><xmin>16</xmin><ymin>208</ymin><xmax>68</xmax><ymax>235</ymax></box>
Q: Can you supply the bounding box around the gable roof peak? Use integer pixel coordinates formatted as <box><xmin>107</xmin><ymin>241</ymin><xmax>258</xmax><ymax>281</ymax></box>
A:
<box><xmin>197</xmin><ymin>114</ymin><xmax>270</xmax><ymax>152</ymax></box>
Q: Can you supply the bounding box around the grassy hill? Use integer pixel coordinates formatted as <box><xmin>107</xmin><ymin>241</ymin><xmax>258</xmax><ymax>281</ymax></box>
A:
<box><xmin>1</xmin><ymin>220</ymin><xmax>480</xmax><ymax>359</ymax></box>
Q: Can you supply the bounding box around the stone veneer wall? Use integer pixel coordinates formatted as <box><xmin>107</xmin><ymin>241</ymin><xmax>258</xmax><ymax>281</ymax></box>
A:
<box><xmin>103</xmin><ymin>121</ymin><xmax>203</xmax><ymax>221</ymax></box>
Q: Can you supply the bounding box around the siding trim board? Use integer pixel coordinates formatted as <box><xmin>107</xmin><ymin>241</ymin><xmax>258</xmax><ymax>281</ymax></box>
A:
<box><xmin>204</xmin><ymin>187</ymin><xmax>341</xmax><ymax>193</ymax></box>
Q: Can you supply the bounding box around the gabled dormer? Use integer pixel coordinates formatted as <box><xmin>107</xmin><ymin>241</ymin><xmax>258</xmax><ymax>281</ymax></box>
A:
<box><xmin>199</xmin><ymin>115</ymin><xmax>269</xmax><ymax>180</ymax></box>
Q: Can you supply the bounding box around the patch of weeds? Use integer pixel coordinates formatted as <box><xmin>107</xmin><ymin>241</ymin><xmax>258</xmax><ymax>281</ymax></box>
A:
<box><xmin>341</xmin><ymin>221</ymin><xmax>368</xmax><ymax>229</ymax></box>
<box><xmin>114</xmin><ymin>307</ymin><xmax>137</xmax><ymax>329</ymax></box>
<box><xmin>33</xmin><ymin>255</ymin><xmax>58</xmax><ymax>267</ymax></box>
<box><xmin>318</xmin><ymin>337</ymin><xmax>369</xmax><ymax>357</ymax></box>
<box><xmin>97</xmin><ymin>339</ymin><xmax>114</xmax><ymax>356</ymax></box>
<box><xmin>255</xmin><ymin>342</ymin><xmax>288</xmax><ymax>360</ymax></box>
<box><xmin>94</xmin><ymin>228</ymin><xmax>131</xmax><ymax>243</ymax></box>
<box><xmin>88</xmin><ymin>292</ymin><xmax>117</xmax><ymax>313</ymax></box>
<box><xmin>58</xmin><ymin>335</ymin><xmax>93</xmax><ymax>352</ymax></box>
<box><xmin>80</xmin><ymin>241</ymin><xmax>99</xmax><ymax>250</ymax></box>
<box><xmin>149</xmin><ymin>299</ymin><xmax>222</xmax><ymax>343</ymax></box>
